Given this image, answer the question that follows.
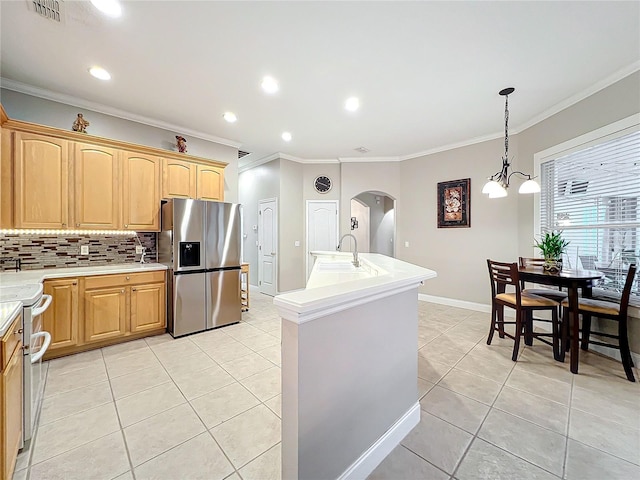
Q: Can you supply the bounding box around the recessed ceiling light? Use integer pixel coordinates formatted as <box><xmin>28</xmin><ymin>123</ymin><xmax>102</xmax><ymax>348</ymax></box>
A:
<box><xmin>223</xmin><ymin>112</ymin><xmax>237</xmax><ymax>123</ymax></box>
<box><xmin>90</xmin><ymin>0</ymin><xmax>122</xmax><ymax>18</ymax></box>
<box><xmin>261</xmin><ymin>76</ymin><xmax>279</xmax><ymax>94</ymax></box>
<box><xmin>89</xmin><ymin>66</ymin><xmax>111</xmax><ymax>80</ymax></box>
<box><xmin>282</xmin><ymin>131</ymin><xmax>292</xmax><ymax>142</ymax></box>
<box><xmin>345</xmin><ymin>97</ymin><xmax>360</xmax><ymax>112</ymax></box>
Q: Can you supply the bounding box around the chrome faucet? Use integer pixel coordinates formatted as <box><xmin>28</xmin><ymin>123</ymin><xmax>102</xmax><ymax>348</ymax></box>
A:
<box><xmin>338</xmin><ymin>234</ymin><xmax>360</xmax><ymax>267</ymax></box>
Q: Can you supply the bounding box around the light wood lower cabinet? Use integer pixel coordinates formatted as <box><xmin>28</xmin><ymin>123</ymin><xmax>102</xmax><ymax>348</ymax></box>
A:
<box><xmin>43</xmin><ymin>278</ymin><xmax>79</xmax><ymax>352</ymax></box>
<box><xmin>1</xmin><ymin>315</ymin><xmax>23</xmax><ymax>480</ymax></box>
<box><xmin>43</xmin><ymin>271</ymin><xmax>166</xmax><ymax>359</ymax></box>
<box><xmin>84</xmin><ymin>286</ymin><xmax>127</xmax><ymax>343</ymax></box>
<box><xmin>130</xmin><ymin>282</ymin><xmax>165</xmax><ymax>333</ymax></box>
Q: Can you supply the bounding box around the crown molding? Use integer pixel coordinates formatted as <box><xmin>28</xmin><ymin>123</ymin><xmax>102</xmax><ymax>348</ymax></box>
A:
<box><xmin>512</xmin><ymin>61</ymin><xmax>640</xmax><ymax>136</ymax></box>
<box><xmin>238</xmin><ymin>152</ymin><xmax>280</xmax><ymax>173</ymax></box>
<box><xmin>0</xmin><ymin>77</ymin><xmax>243</xmax><ymax>149</ymax></box>
<box><xmin>399</xmin><ymin>131</ymin><xmax>504</xmax><ymax>161</ymax></box>
<box><xmin>338</xmin><ymin>156</ymin><xmax>400</xmax><ymax>163</ymax></box>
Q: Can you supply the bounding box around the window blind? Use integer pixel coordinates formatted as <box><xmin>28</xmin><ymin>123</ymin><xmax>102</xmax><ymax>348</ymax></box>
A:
<box><xmin>540</xmin><ymin>130</ymin><xmax>640</xmax><ymax>297</ymax></box>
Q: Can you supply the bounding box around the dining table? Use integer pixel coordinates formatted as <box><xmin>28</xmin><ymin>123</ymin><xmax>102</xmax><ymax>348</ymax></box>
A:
<box><xmin>518</xmin><ymin>266</ymin><xmax>604</xmax><ymax>374</ymax></box>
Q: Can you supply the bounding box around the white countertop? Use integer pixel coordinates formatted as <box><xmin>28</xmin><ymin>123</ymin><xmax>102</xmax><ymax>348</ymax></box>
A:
<box><xmin>0</xmin><ymin>263</ymin><xmax>168</xmax><ymax>287</ymax></box>
<box><xmin>274</xmin><ymin>252</ymin><xmax>437</xmax><ymax>324</ymax></box>
<box><xmin>0</xmin><ymin>301</ymin><xmax>22</xmax><ymax>337</ymax></box>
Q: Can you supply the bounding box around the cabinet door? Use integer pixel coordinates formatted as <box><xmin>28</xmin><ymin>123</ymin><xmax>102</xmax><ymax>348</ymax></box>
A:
<box><xmin>162</xmin><ymin>158</ymin><xmax>196</xmax><ymax>198</ymax></box>
<box><xmin>123</xmin><ymin>152</ymin><xmax>161</xmax><ymax>231</ymax></box>
<box><xmin>84</xmin><ymin>287</ymin><xmax>127</xmax><ymax>343</ymax></box>
<box><xmin>43</xmin><ymin>278</ymin><xmax>79</xmax><ymax>353</ymax></box>
<box><xmin>130</xmin><ymin>283</ymin><xmax>166</xmax><ymax>333</ymax></box>
<box><xmin>196</xmin><ymin>165</ymin><xmax>224</xmax><ymax>201</ymax></box>
<box><xmin>1</xmin><ymin>350</ymin><xmax>22</xmax><ymax>480</ymax></box>
<box><xmin>14</xmin><ymin>132</ymin><xmax>69</xmax><ymax>228</ymax></box>
<box><xmin>74</xmin><ymin>143</ymin><xmax>119</xmax><ymax>229</ymax></box>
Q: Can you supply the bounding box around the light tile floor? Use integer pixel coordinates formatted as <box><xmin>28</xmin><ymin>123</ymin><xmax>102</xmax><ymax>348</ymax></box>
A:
<box><xmin>15</xmin><ymin>296</ymin><xmax>640</xmax><ymax>480</ymax></box>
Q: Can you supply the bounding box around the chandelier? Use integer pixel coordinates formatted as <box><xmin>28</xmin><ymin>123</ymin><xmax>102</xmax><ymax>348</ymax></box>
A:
<box><xmin>482</xmin><ymin>87</ymin><xmax>540</xmax><ymax>198</ymax></box>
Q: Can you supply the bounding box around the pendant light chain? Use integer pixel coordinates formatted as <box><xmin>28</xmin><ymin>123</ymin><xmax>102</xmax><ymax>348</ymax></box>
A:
<box><xmin>504</xmin><ymin>94</ymin><xmax>509</xmax><ymax>161</ymax></box>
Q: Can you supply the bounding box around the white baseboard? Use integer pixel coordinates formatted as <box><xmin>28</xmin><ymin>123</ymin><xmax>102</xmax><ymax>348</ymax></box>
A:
<box><xmin>418</xmin><ymin>294</ymin><xmax>515</xmax><ymax>318</ymax></box>
<box><xmin>337</xmin><ymin>402</ymin><xmax>420</xmax><ymax>480</ymax></box>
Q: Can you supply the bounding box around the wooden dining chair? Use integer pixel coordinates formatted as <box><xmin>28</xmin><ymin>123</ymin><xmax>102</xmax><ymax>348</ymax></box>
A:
<box><xmin>561</xmin><ymin>264</ymin><xmax>637</xmax><ymax>382</ymax></box>
<box><xmin>487</xmin><ymin>260</ymin><xmax>562</xmax><ymax>361</ymax></box>
<box><xmin>518</xmin><ymin>257</ymin><xmax>569</xmax><ymax>301</ymax></box>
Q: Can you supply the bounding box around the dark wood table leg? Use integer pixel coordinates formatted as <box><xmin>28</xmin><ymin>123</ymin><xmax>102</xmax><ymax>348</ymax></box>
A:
<box><xmin>569</xmin><ymin>282</ymin><xmax>580</xmax><ymax>374</ymax></box>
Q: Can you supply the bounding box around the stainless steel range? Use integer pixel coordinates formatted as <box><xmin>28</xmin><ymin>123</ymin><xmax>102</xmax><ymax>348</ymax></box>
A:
<box><xmin>0</xmin><ymin>284</ymin><xmax>52</xmax><ymax>447</ymax></box>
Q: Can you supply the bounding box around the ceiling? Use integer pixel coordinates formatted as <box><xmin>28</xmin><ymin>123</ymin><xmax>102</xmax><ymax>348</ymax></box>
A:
<box><xmin>1</xmin><ymin>1</ymin><xmax>639</xmax><ymax>167</ymax></box>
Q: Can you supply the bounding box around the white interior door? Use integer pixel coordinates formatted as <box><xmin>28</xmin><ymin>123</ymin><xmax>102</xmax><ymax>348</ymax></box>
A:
<box><xmin>258</xmin><ymin>198</ymin><xmax>278</xmax><ymax>296</ymax></box>
<box><xmin>306</xmin><ymin>201</ymin><xmax>339</xmax><ymax>280</ymax></box>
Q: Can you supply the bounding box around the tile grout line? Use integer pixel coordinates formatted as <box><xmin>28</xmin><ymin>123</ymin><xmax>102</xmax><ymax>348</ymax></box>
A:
<box><xmin>101</xmin><ymin>347</ymin><xmax>138</xmax><ymax>480</ymax></box>
<box><xmin>562</xmin><ymin>371</ymin><xmax>575</xmax><ymax>479</ymax></box>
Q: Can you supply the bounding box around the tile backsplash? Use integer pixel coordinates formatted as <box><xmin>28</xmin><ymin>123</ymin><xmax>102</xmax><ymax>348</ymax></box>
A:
<box><xmin>0</xmin><ymin>233</ymin><xmax>157</xmax><ymax>270</ymax></box>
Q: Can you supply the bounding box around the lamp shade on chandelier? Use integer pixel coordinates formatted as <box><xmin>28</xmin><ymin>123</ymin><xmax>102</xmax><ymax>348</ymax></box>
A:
<box><xmin>482</xmin><ymin>88</ymin><xmax>540</xmax><ymax>198</ymax></box>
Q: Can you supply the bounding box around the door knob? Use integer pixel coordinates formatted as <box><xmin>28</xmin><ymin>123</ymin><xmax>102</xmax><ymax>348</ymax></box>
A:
<box><xmin>271</xmin><ymin>252</ymin><xmax>276</xmax><ymax>256</ymax></box>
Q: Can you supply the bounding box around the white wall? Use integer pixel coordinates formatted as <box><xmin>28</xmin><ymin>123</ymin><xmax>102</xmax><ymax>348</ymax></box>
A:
<box><xmin>398</xmin><ymin>137</ymin><xmax>519</xmax><ymax>304</ymax></box>
<box><xmin>350</xmin><ymin>198</ymin><xmax>370</xmax><ymax>253</ymax></box>
<box><xmin>279</xmin><ymin>159</ymin><xmax>305</xmax><ymax>292</ymax></box>
<box><xmin>0</xmin><ymin>89</ymin><xmax>240</xmax><ymax>201</ymax></box>
<box><xmin>239</xmin><ymin>160</ymin><xmax>280</xmax><ymax>286</ymax></box>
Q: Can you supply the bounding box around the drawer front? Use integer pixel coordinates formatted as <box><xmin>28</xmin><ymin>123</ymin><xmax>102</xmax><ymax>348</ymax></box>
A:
<box><xmin>1</xmin><ymin>315</ymin><xmax>23</xmax><ymax>371</ymax></box>
<box><xmin>84</xmin><ymin>270</ymin><xmax>165</xmax><ymax>289</ymax></box>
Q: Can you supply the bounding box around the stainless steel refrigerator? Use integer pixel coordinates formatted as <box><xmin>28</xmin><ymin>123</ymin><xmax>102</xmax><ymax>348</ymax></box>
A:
<box><xmin>159</xmin><ymin>199</ymin><xmax>242</xmax><ymax>337</ymax></box>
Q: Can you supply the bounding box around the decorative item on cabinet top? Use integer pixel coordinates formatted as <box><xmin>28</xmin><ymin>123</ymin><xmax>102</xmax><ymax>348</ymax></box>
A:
<box><xmin>72</xmin><ymin>113</ymin><xmax>90</xmax><ymax>133</ymax></box>
<box><xmin>176</xmin><ymin>135</ymin><xmax>187</xmax><ymax>153</ymax></box>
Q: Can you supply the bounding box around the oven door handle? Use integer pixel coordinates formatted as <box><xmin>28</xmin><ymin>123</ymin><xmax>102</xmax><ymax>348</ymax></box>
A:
<box><xmin>30</xmin><ymin>331</ymin><xmax>51</xmax><ymax>364</ymax></box>
<box><xmin>32</xmin><ymin>294</ymin><xmax>52</xmax><ymax>317</ymax></box>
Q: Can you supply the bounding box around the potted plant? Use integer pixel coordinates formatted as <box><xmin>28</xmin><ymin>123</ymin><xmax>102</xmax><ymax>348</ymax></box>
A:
<box><xmin>534</xmin><ymin>231</ymin><xmax>569</xmax><ymax>272</ymax></box>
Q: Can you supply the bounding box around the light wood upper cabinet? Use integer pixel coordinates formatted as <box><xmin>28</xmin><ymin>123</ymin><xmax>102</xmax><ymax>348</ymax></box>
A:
<box><xmin>43</xmin><ymin>278</ymin><xmax>79</xmax><ymax>352</ymax></box>
<box><xmin>162</xmin><ymin>158</ymin><xmax>196</xmax><ymax>199</ymax></box>
<box><xmin>13</xmin><ymin>132</ymin><xmax>69</xmax><ymax>228</ymax></box>
<box><xmin>74</xmin><ymin>143</ymin><xmax>119</xmax><ymax>229</ymax></box>
<box><xmin>122</xmin><ymin>152</ymin><xmax>161</xmax><ymax>231</ymax></box>
<box><xmin>196</xmin><ymin>164</ymin><xmax>224</xmax><ymax>201</ymax></box>
<box><xmin>130</xmin><ymin>282</ymin><xmax>166</xmax><ymax>333</ymax></box>
<box><xmin>84</xmin><ymin>287</ymin><xmax>127</xmax><ymax>343</ymax></box>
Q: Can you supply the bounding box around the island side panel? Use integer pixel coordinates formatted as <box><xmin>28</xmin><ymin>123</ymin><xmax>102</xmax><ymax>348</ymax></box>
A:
<box><xmin>282</xmin><ymin>288</ymin><xmax>419</xmax><ymax>480</ymax></box>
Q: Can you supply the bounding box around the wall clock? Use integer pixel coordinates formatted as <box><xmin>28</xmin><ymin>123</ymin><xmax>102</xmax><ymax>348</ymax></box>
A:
<box><xmin>314</xmin><ymin>175</ymin><xmax>332</xmax><ymax>193</ymax></box>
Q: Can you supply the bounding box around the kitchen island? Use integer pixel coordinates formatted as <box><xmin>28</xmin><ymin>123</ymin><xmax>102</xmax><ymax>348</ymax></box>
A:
<box><xmin>275</xmin><ymin>252</ymin><xmax>436</xmax><ymax>480</ymax></box>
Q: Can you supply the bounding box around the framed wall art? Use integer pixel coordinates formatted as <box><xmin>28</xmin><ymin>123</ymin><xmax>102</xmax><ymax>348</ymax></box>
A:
<box><xmin>437</xmin><ymin>178</ymin><xmax>470</xmax><ymax>228</ymax></box>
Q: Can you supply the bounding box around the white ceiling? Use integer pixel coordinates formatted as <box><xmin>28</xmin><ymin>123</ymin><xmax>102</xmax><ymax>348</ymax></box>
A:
<box><xmin>1</xmin><ymin>1</ymin><xmax>639</xmax><ymax>166</ymax></box>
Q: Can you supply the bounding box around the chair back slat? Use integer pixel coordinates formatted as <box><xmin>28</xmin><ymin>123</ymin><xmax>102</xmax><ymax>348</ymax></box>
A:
<box><xmin>519</xmin><ymin>257</ymin><xmax>545</xmax><ymax>269</ymax></box>
<box><xmin>487</xmin><ymin>259</ymin><xmax>520</xmax><ymax>299</ymax></box>
<box><xmin>619</xmin><ymin>264</ymin><xmax>637</xmax><ymax>318</ymax></box>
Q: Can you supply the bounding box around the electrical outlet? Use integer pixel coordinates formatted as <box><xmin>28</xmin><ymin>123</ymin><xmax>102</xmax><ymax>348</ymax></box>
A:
<box><xmin>294</xmin><ymin>241</ymin><xmax>300</xmax><ymax>247</ymax></box>
<box><xmin>80</xmin><ymin>245</ymin><xmax>89</xmax><ymax>255</ymax></box>
<box><xmin>404</xmin><ymin>241</ymin><xmax>410</xmax><ymax>248</ymax></box>
<box><xmin>135</xmin><ymin>246</ymin><xmax>144</xmax><ymax>254</ymax></box>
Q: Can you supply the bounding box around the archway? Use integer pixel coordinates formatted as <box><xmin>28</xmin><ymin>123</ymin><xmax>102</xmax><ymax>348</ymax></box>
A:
<box><xmin>350</xmin><ymin>191</ymin><xmax>396</xmax><ymax>257</ymax></box>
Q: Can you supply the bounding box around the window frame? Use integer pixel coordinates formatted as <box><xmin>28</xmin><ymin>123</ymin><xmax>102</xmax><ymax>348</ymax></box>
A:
<box><xmin>533</xmin><ymin>113</ymin><xmax>640</xmax><ymax>303</ymax></box>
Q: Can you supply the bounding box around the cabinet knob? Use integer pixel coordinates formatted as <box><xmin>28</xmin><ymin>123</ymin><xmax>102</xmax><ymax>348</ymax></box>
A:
<box><xmin>132</xmin><ymin>288</ymin><xmax>137</xmax><ymax>291</ymax></box>
<box><xmin>124</xmin><ymin>224</ymin><xmax>128</xmax><ymax>228</ymax></box>
<box><xmin>62</xmin><ymin>223</ymin><xmax>67</xmax><ymax>227</ymax></box>
<box><xmin>72</xmin><ymin>282</ymin><xmax>77</xmax><ymax>285</ymax></box>
<box><xmin>76</xmin><ymin>223</ymin><xmax>80</xmax><ymax>227</ymax></box>
<box><xmin>126</xmin><ymin>276</ymin><xmax>130</xmax><ymax>280</ymax></box>
<box><xmin>14</xmin><ymin>328</ymin><xmax>23</xmax><ymax>335</ymax></box>
<box><xmin>121</xmin><ymin>289</ymin><xmax>125</xmax><ymax>293</ymax></box>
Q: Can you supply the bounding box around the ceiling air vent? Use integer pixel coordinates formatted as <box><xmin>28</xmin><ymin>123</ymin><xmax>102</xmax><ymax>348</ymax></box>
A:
<box><xmin>238</xmin><ymin>150</ymin><xmax>251</xmax><ymax>159</ymax></box>
<box><xmin>354</xmin><ymin>147</ymin><xmax>370</xmax><ymax>153</ymax></box>
<box><xmin>30</xmin><ymin>0</ymin><xmax>63</xmax><ymax>22</ymax></box>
